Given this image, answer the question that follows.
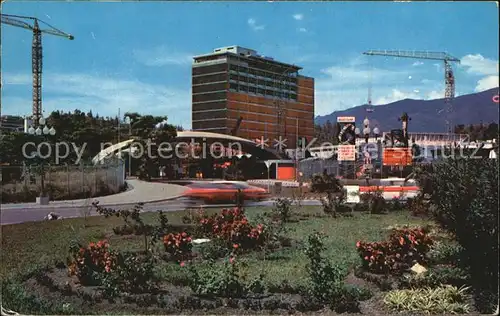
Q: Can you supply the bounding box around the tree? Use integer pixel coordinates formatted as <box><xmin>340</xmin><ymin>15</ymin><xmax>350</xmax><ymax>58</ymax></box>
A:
<box><xmin>415</xmin><ymin>158</ymin><xmax>498</xmax><ymax>313</ymax></box>
<box><xmin>131</xmin><ymin>114</ymin><xmax>177</xmax><ymax>181</ymax></box>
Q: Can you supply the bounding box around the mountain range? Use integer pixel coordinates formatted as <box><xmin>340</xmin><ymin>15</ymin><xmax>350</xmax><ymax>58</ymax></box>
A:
<box><xmin>315</xmin><ymin>88</ymin><xmax>499</xmax><ymax>133</ymax></box>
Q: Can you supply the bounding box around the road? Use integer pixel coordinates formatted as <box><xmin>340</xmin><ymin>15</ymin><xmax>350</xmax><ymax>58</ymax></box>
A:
<box><xmin>0</xmin><ymin>199</ymin><xmax>322</xmax><ymax>226</ymax></box>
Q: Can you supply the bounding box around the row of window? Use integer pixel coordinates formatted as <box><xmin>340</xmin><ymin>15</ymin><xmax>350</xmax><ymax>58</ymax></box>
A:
<box><xmin>192</xmin><ymin>84</ymin><xmax>297</xmax><ymax>101</ymax></box>
<box><xmin>192</xmin><ymin>72</ymin><xmax>227</xmax><ymax>85</ymax></box>
<box><xmin>192</xmin><ymin>91</ymin><xmax>227</xmax><ymax>103</ymax></box>
<box><xmin>229</xmin><ymin>83</ymin><xmax>297</xmax><ymax>100</ymax></box>
<box><xmin>228</xmin><ymin>63</ymin><xmax>298</xmax><ymax>82</ymax></box>
<box><xmin>229</xmin><ymin>79</ymin><xmax>297</xmax><ymax>94</ymax></box>
<box><xmin>192</xmin><ymin>110</ymin><xmax>226</xmax><ymax>121</ymax></box>
<box><xmin>229</xmin><ymin>74</ymin><xmax>297</xmax><ymax>91</ymax></box>
<box><xmin>192</xmin><ymin>119</ymin><xmax>227</xmax><ymax>130</ymax></box>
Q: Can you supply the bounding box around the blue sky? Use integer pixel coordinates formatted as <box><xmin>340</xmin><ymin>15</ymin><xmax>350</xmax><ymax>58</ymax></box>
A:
<box><xmin>2</xmin><ymin>1</ymin><xmax>498</xmax><ymax>128</ymax></box>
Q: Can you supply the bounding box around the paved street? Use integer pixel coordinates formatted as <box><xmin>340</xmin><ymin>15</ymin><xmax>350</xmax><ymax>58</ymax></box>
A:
<box><xmin>1</xmin><ymin>179</ymin><xmax>187</xmax><ymax>210</ymax></box>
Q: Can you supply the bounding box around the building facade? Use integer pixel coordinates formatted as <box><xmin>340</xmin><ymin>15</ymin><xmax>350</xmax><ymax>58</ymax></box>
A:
<box><xmin>192</xmin><ymin>46</ymin><xmax>315</xmax><ymax>149</ymax></box>
<box><xmin>0</xmin><ymin>115</ymin><xmax>24</xmax><ymax>132</ymax></box>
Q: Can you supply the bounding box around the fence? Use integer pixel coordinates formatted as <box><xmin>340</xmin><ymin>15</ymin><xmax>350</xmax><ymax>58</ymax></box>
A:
<box><xmin>1</xmin><ymin>160</ymin><xmax>126</xmax><ymax>203</ymax></box>
<box><xmin>298</xmin><ymin>158</ymin><xmax>339</xmax><ymax>180</ymax></box>
<box><xmin>298</xmin><ymin>158</ymin><xmax>366</xmax><ymax>181</ymax></box>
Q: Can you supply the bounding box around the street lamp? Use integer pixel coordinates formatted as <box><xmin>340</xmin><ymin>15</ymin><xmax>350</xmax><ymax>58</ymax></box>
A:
<box><xmin>27</xmin><ymin>116</ymin><xmax>56</xmax><ymax>205</ymax></box>
<box><xmin>373</xmin><ymin>127</ymin><xmax>380</xmax><ymax>140</ymax></box>
<box><xmin>124</xmin><ymin>116</ymin><xmax>133</xmax><ymax>177</ymax></box>
<box><xmin>363</xmin><ymin>117</ymin><xmax>371</xmax><ymax>144</ymax></box>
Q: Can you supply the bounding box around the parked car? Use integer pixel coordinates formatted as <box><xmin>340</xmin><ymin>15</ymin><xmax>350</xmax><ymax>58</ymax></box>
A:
<box><xmin>182</xmin><ymin>181</ymin><xmax>269</xmax><ymax>203</ymax></box>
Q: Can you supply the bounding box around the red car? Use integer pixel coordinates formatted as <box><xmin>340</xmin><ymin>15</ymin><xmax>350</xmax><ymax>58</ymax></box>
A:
<box><xmin>182</xmin><ymin>181</ymin><xmax>269</xmax><ymax>203</ymax></box>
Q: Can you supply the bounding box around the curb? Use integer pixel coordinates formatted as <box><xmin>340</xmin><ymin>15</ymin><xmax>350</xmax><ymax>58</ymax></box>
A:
<box><xmin>0</xmin><ymin>194</ymin><xmax>186</xmax><ymax>211</ymax></box>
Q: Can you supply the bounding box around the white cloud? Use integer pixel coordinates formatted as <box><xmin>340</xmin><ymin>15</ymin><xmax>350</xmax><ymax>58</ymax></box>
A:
<box><xmin>460</xmin><ymin>54</ymin><xmax>499</xmax><ymax>93</ymax></box>
<box><xmin>2</xmin><ymin>72</ymin><xmax>192</xmax><ymax>128</ymax></box>
<box><xmin>474</xmin><ymin>75</ymin><xmax>499</xmax><ymax>92</ymax></box>
<box><xmin>412</xmin><ymin>61</ymin><xmax>424</xmax><ymax>67</ymax></box>
<box><xmin>133</xmin><ymin>46</ymin><xmax>193</xmax><ymax>66</ymax></box>
<box><xmin>247</xmin><ymin>18</ymin><xmax>265</xmax><ymax>31</ymax></box>
<box><xmin>373</xmin><ymin>89</ymin><xmax>419</xmax><ymax>105</ymax></box>
<box><xmin>292</xmin><ymin>13</ymin><xmax>304</xmax><ymax>20</ymax></box>
<box><xmin>298</xmin><ymin>27</ymin><xmax>307</xmax><ymax>33</ymax></box>
<box><xmin>374</xmin><ymin>89</ymin><xmax>445</xmax><ymax>105</ymax></box>
<box><xmin>461</xmin><ymin>54</ymin><xmax>499</xmax><ymax>76</ymax></box>
<box><xmin>427</xmin><ymin>89</ymin><xmax>445</xmax><ymax>100</ymax></box>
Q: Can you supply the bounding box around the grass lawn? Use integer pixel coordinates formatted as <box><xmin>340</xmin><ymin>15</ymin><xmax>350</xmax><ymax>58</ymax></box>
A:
<box><xmin>1</xmin><ymin>205</ymin><xmax>431</xmax><ymax>285</ymax></box>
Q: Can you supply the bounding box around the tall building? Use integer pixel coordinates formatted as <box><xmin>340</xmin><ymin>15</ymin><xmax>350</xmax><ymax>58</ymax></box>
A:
<box><xmin>192</xmin><ymin>46</ymin><xmax>315</xmax><ymax>149</ymax></box>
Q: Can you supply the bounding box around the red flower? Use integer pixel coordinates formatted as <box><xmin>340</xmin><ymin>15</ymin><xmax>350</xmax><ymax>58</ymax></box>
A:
<box><xmin>233</xmin><ymin>243</ymin><xmax>239</xmax><ymax>249</ymax></box>
<box><xmin>180</xmin><ymin>261</ymin><xmax>185</xmax><ymax>267</ymax></box>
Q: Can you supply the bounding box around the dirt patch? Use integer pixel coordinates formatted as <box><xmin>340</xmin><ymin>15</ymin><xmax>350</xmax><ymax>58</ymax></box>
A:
<box><xmin>12</xmin><ymin>266</ymin><xmax>482</xmax><ymax>315</ymax></box>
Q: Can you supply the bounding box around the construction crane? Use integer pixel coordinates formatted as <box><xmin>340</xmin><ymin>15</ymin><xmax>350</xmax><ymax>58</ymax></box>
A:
<box><xmin>363</xmin><ymin>50</ymin><xmax>460</xmax><ymax>133</ymax></box>
<box><xmin>1</xmin><ymin>14</ymin><xmax>74</xmax><ymax>126</ymax></box>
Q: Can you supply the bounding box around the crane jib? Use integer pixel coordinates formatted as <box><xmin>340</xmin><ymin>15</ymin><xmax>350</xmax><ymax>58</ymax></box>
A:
<box><xmin>1</xmin><ymin>13</ymin><xmax>74</xmax><ymax>124</ymax></box>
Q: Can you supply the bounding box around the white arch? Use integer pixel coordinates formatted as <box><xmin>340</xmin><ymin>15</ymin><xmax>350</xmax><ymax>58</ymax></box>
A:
<box><xmin>92</xmin><ymin>139</ymin><xmax>135</xmax><ymax>165</ymax></box>
<box><xmin>92</xmin><ymin>131</ymin><xmax>272</xmax><ymax>165</ymax></box>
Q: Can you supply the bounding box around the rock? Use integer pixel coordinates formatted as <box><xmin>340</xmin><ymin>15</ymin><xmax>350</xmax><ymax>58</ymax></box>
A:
<box><xmin>44</xmin><ymin>212</ymin><xmax>61</xmax><ymax>220</ymax></box>
<box><xmin>410</xmin><ymin>263</ymin><xmax>427</xmax><ymax>275</ymax></box>
<box><xmin>192</xmin><ymin>238</ymin><xmax>210</xmax><ymax>244</ymax></box>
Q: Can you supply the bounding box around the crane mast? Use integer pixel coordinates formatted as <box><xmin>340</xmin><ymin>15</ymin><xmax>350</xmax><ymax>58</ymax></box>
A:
<box><xmin>1</xmin><ymin>14</ymin><xmax>74</xmax><ymax>126</ymax></box>
<box><xmin>363</xmin><ymin>50</ymin><xmax>460</xmax><ymax>133</ymax></box>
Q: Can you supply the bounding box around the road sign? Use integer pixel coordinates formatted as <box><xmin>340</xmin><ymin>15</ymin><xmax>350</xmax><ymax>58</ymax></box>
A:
<box><xmin>337</xmin><ymin>116</ymin><xmax>356</xmax><ymax>123</ymax></box>
<box><xmin>338</xmin><ymin>145</ymin><xmax>356</xmax><ymax>161</ymax></box>
<box><xmin>264</xmin><ymin>161</ymin><xmax>272</xmax><ymax>169</ymax></box>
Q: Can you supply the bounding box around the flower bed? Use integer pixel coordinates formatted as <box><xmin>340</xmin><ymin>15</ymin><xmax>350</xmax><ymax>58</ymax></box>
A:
<box><xmin>197</xmin><ymin>208</ymin><xmax>267</xmax><ymax>251</ymax></box>
<box><xmin>356</xmin><ymin>226</ymin><xmax>434</xmax><ymax>274</ymax></box>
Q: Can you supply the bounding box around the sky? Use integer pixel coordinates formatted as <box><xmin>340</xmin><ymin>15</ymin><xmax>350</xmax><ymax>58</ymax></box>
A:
<box><xmin>1</xmin><ymin>1</ymin><xmax>499</xmax><ymax>129</ymax></box>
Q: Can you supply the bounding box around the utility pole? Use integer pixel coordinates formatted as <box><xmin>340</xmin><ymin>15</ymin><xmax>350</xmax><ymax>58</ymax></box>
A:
<box><xmin>117</xmin><ymin>108</ymin><xmax>121</xmax><ymax>144</ymax></box>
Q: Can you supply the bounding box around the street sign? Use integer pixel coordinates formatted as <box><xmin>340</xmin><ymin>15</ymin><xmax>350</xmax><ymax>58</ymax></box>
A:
<box><xmin>338</xmin><ymin>145</ymin><xmax>356</xmax><ymax>161</ymax></box>
<box><xmin>264</xmin><ymin>161</ymin><xmax>272</xmax><ymax>169</ymax></box>
<box><xmin>337</xmin><ymin>116</ymin><xmax>356</xmax><ymax>123</ymax></box>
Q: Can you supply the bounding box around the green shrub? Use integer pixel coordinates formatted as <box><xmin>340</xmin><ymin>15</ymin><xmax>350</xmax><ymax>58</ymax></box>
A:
<box><xmin>310</xmin><ymin>171</ymin><xmax>343</xmax><ymax>193</ymax></box>
<box><xmin>384</xmin><ymin>285</ymin><xmax>470</xmax><ymax>314</ymax></box>
<box><xmin>102</xmin><ymin>252</ymin><xmax>157</xmax><ymax>297</ymax></box>
<box><xmin>272</xmin><ymin>197</ymin><xmax>293</xmax><ymax>223</ymax></box>
<box><xmin>427</xmin><ymin>241</ymin><xmax>463</xmax><ymax>265</ymax></box>
<box><xmin>304</xmin><ymin>232</ymin><xmax>345</xmax><ymax>301</ymax></box>
<box><xmin>359</xmin><ymin>190</ymin><xmax>386</xmax><ymax>214</ymax></box>
<box><xmin>304</xmin><ymin>232</ymin><xmax>362</xmax><ymax>312</ymax></box>
<box><xmin>1</xmin><ymin>279</ymin><xmax>78</xmax><ymax>315</ymax></box>
<box><xmin>320</xmin><ymin>191</ymin><xmax>349</xmax><ymax>217</ymax></box>
<box><xmin>400</xmin><ymin>266</ymin><xmax>470</xmax><ymax>289</ymax></box>
<box><xmin>187</xmin><ymin>255</ymin><xmax>264</xmax><ymax>298</ymax></box>
<box><xmin>415</xmin><ymin>158</ymin><xmax>498</xmax><ymax>313</ymax></box>
<box><xmin>197</xmin><ymin>239</ymin><xmax>231</xmax><ymax>260</ymax></box>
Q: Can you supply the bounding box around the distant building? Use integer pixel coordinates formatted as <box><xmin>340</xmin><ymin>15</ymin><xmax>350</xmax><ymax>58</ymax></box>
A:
<box><xmin>0</xmin><ymin>115</ymin><xmax>24</xmax><ymax>132</ymax></box>
<box><xmin>191</xmin><ymin>46</ymin><xmax>315</xmax><ymax>148</ymax></box>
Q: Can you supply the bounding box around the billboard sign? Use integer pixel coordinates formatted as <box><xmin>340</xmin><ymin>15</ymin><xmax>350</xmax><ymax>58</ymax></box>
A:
<box><xmin>338</xmin><ymin>145</ymin><xmax>356</xmax><ymax>161</ymax></box>
<box><xmin>383</xmin><ymin>148</ymin><xmax>412</xmax><ymax>166</ymax></box>
<box><xmin>337</xmin><ymin>117</ymin><xmax>356</xmax><ymax>146</ymax></box>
